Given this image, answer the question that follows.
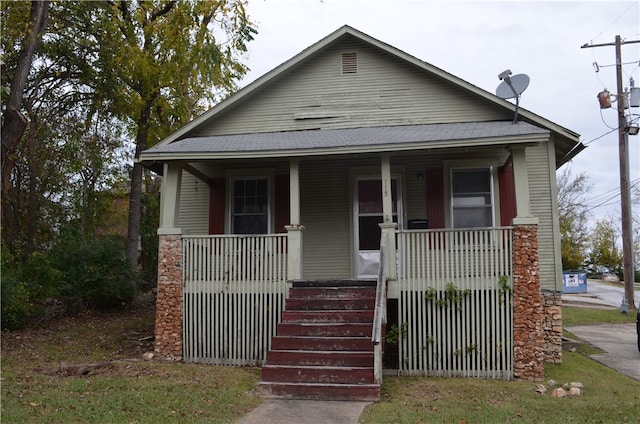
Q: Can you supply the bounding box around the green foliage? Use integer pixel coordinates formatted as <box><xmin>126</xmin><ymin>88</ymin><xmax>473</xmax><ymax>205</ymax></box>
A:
<box><xmin>1</xmin><ymin>266</ymin><xmax>31</xmax><ymax>330</ymax></box>
<box><xmin>1</xmin><ymin>1</ymin><xmax>257</xmax><ymax>283</ymax></box>
<box><xmin>1</xmin><ymin>232</ymin><xmax>138</xmax><ymax>328</ymax></box>
<box><xmin>425</xmin><ymin>283</ymin><xmax>471</xmax><ymax>310</ymax></box>
<box><xmin>385</xmin><ymin>322</ymin><xmax>407</xmax><ymax>346</ymax></box>
<box><xmin>587</xmin><ymin>217</ymin><xmax>623</xmax><ymax>274</ymax></box>
<box><xmin>52</xmin><ymin>234</ymin><xmax>138</xmax><ymax>312</ymax></box>
<box><xmin>1</xmin><ymin>248</ymin><xmax>63</xmax><ymax>330</ymax></box>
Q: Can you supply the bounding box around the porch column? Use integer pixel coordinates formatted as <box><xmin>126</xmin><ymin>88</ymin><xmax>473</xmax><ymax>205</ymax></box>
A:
<box><xmin>286</xmin><ymin>158</ymin><xmax>304</xmax><ymax>280</ymax></box>
<box><xmin>158</xmin><ymin>162</ymin><xmax>183</xmax><ymax>234</ymax></box>
<box><xmin>509</xmin><ymin>147</ymin><xmax>544</xmax><ymax>381</ymax></box>
<box><xmin>510</xmin><ymin>146</ymin><xmax>538</xmax><ymax>225</ymax></box>
<box><xmin>380</xmin><ymin>154</ymin><xmax>397</xmax><ymax>279</ymax></box>
<box><xmin>512</xmin><ymin>224</ymin><xmax>544</xmax><ymax>381</ymax></box>
<box><xmin>155</xmin><ymin>162</ymin><xmax>184</xmax><ymax>360</ymax></box>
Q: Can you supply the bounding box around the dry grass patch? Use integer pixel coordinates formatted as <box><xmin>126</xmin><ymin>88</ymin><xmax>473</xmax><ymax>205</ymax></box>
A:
<box><xmin>1</xmin><ymin>306</ymin><xmax>262</xmax><ymax>424</ymax></box>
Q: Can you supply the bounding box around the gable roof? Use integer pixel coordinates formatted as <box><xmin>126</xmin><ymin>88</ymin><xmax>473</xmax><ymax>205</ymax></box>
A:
<box><xmin>141</xmin><ymin>25</ymin><xmax>583</xmax><ymax>166</ymax></box>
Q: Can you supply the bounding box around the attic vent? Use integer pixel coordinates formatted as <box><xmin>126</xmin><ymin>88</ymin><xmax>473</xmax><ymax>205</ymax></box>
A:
<box><xmin>341</xmin><ymin>52</ymin><xmax>358</xmax><ymax>74</ymax></box>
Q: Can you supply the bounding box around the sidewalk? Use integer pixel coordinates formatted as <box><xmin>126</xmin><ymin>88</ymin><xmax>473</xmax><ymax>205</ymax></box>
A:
<box><xmin>236</xmin><ymin>399</ymin><xmax>370</xmax><ymax>424</ymax></box>
<box><xmin>565</xmin><ymin>323</ymin><xmax>640</xmax><ymax>381</ymax></box>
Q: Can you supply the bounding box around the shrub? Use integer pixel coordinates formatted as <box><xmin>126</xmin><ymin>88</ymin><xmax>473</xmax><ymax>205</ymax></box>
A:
<box><xmin>52</xmin><ymin>236</ymin><xmax>138</xmax><ymax>312</ymax></box>
<box><xmin>1</xmin><ymin>248</ymin><xmax>65</xmax><ymax>329</ymax></box>
<box><xmin>1</xmin><ymin>268</ymin><xmax>31</xmax><ymax>330</ymax></box>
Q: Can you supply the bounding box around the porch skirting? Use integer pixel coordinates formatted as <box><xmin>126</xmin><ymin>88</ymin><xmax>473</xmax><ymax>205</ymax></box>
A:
<box><xmin>154</xmin><ymin>235</ymin><xmax>183</xmax><ymax>360</ymax></box>
<box><xmin>512</xmin><ymin>225</ymin><xmax>544</xmax><ymax>381</ymax></box>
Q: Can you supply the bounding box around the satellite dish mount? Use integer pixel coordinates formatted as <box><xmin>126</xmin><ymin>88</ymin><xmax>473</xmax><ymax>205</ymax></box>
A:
<box><xmin>496</xmin><ymin>69</ymin><xmax>530</xmax><ymax>123</ymax></box>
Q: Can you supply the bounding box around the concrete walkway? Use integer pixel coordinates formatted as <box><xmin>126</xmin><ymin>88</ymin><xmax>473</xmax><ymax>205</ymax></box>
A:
<box><xmin>236</xmin><ymin>399</ymin><xmax>370</xmax><ymax>424</ymax></box>
<box><xmin>565</xmin><ymin>323</ymin><xmax>640</xmax><ymax>381</ymax></box>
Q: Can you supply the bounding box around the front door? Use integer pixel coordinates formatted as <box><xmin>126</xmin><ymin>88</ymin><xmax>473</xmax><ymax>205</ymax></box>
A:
<box><xmin>354</xmin><ymin>177</ymin><xmax>401</xmax><ymax>278</ymax></box>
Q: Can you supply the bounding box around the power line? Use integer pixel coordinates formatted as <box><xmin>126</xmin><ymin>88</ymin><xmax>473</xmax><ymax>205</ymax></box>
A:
<box><xmin>585</xmin><ymin>179</ymin><xmax>640</xmax><ymax>212</ymax></box>
<box><xmin>582</xmin><ymin>127</ymin><xmax>617</xmax><ymax>146</ymax></box>
<box><xmin>587</xmin><ymin>2</ymin><xmax>639</xmax><ymax>43</ymax></box>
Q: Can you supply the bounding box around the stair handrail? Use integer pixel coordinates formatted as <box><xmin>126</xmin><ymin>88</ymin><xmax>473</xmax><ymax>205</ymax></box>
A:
<box><xmin>372</xmin><ymin>234</ymin><xmax>387</xmax><ymax>384</ymax></box>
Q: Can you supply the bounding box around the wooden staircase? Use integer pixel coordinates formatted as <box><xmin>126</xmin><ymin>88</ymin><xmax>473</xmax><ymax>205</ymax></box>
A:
<box><xmin>257</xmin><ymin>280</ymin><xmax>381</xmax><ymax>401</ymax></box>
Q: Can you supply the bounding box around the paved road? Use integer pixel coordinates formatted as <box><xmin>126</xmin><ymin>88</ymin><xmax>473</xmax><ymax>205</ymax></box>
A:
<box><xmin>569</xmin><ymin>279</ymin><xmax>640</xmax><ymax>309</ymax></box>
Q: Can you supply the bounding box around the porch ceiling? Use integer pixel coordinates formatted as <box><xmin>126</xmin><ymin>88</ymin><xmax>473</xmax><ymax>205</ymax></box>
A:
<box><xmin>139</xmin><ymin>121</ymin><xmax>550</xmax><ymax>165</ymax></box>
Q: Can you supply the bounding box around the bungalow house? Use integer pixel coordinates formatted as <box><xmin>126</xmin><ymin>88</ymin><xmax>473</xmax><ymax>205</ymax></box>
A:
<box><xmin>139</xmin><ymin>26</ymin><xmax>583</xmax><ymax>400</ymax></box>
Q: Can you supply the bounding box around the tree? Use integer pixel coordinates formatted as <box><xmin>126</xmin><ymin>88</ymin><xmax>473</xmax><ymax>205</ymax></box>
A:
<box><xmin>1</xmin><ymin>1</ymin><xmax>257</xmax><ymax>279</ymax></box>
<box><xmin>2</xmin><ymin>1</ymin><xmax>132</xmax><ymax>257</ymax></box>
<box><xmin>557</xmin><ymin>167</ymin><xmax>592</xmax><ymax>270</ymax></box>
<box><xmin>75</xmin><ymin>1</ymin><xmax>257</xmax><ymax>268</ymax></box>
<box><xmin>587</xmin><ymin>217</ymin><xmax>623</xmax><ymax>275</ymax></box>
<box><xmin>1</xmin><ymin>0</ymin><xmax>49</xmax><ymax>202</ymax></box>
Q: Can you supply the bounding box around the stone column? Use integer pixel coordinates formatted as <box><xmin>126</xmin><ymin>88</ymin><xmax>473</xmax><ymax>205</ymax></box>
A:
<box><xmin>154</xmin><ymin>234</ymin><xmax>183</xmax><ymax>360</ymax></box>
<box><xmin>512</xmin><ymin>224</ymin><xmax>544</xmax><ymax>381</ymax></box>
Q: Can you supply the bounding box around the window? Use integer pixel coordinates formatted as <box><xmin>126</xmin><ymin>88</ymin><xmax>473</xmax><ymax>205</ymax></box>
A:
<box><xmin>231</xmin><ymin>178</ymin><xmax>269</xmax><ymax>234</ymax></box>
<box><xmin>451</xmin><ymin>168</ymin><xmax>493</xmax><ymax>228</ymax></box>
<box><xmin>357</xmin><ymin>179</ymin><xmax>398</xmax><ymax>250</ymax></box>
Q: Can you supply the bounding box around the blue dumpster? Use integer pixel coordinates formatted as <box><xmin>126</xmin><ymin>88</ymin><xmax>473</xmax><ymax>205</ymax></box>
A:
<box><xmin>562</xmin><ymin>271</ymin><xmax>587</xmax><ymax>293</ymax></box>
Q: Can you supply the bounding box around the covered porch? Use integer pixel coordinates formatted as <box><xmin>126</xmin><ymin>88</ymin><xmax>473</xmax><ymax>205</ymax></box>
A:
<box><xmin>147</xmin><ymin>123</ymin><xmax>549</xmax><ymax>381</ymax></box>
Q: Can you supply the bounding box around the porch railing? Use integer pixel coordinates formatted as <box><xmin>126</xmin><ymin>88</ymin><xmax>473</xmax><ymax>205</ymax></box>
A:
<box><xmin>371</xmin><ymin>234</ymin><xmax>387</xmax><ymax>384</ymax></box>
<box><xmin>181</xmin><ymin>234</ymin><xmax>288</xmax><ymax>365</ymax></box>
<box><xmin>395</xmin><ymin>227</ymin><xmax>514</xmax><ymax>378</ymax></box>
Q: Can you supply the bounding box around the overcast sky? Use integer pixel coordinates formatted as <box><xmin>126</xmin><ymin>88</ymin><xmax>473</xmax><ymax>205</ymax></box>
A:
<box><xmin>238</xmin><ymin>0</ymin><xmax>639</xmax><ymax>227</ymax></box>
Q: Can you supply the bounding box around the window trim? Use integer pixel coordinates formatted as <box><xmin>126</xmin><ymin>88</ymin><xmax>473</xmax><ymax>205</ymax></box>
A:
<box><xmin>226</xmin><ymin>171</ymin><xmax>274</xmax><ymax>234</ymax></box>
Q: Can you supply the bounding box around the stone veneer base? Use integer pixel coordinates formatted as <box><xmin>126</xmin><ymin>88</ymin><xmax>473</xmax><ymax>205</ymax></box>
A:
<box><xmin>542</xmin><ymin>291</ymin><xmax>562</xmax><ymax>364</ymax></box>
<box><xmin>512</xmin><ymin>225</ymin><xmax>544</xmax><ymax>381</ymax></box>
<box><xmin>154</xmin><ymin>235</ymin><xmax>183</xmax><ymax>360</ymax></box>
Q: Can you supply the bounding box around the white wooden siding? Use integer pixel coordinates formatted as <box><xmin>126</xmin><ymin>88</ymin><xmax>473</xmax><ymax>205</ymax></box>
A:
<box><xmin>526</xmin><ymin>142</ymin><xmax>561</xmax><ymax>291</ymax></box>
<box><xmin>178</xmin><ymin>171</ymin><xmax>209</xmax><ymax>235</ymax></box>
<box><xmin>194</xmin><ymin>38</ymin><xmax>511</xmax><ymax>137</ymax></box>
<box><xmin>300</xmin><ymin>158</ymin><xmax>354</xmax><ymax>278</ymax></box>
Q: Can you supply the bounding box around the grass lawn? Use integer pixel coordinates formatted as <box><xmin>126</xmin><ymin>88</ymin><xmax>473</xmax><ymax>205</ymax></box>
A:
<box><xmin>2</xmin><ymin>304</ymin><xmax>638</xmax><ymax>423</ymax></box>
<box><xmin>1</xmin><ymin>305</ymin><xmax>262</xmax><ymax>423</ymax></box>
<box><xmin>361</xmin><ymin>306</ymin><xmax>640</xmax><ymax>423</ymax></box>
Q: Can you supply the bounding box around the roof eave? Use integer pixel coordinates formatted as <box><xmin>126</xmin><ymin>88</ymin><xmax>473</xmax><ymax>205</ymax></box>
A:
<box><xmin>139</xmin><ymin>133</ymin><xmax>548</xmax><ymax>165</ymax></box>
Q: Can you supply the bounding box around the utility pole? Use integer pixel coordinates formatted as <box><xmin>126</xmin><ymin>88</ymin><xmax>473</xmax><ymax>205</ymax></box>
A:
<box><xmin>582</xmin><ymin>35</ymin><xmax>639</xmax><ymax>311</ymax></box>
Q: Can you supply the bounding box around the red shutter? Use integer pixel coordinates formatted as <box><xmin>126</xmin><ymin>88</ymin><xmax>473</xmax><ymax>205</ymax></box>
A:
<box><xmin>209</xmin><ymin>178</ymin><xmax>225</xmax><ymax>234</ymax></box>
<box><xmin>498</xmin><ymin>164</ymin><xmax>516</xmax><ymax>226</ymax></box>
<box><xmin>426</xmin><ymin>169</ymin><xmax>445</xmax><ymax>229</ymax></box>
<box><xmin>274</xmin><ymin>174</ymin><xmax>290</xmax><ymax>233</ymax></box>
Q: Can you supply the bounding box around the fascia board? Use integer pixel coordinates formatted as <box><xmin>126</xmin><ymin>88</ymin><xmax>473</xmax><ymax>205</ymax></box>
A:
<box><xmin>139</xmin><ymin>133</ymin><xmax>547</xmax><ymax>162</ymax></box>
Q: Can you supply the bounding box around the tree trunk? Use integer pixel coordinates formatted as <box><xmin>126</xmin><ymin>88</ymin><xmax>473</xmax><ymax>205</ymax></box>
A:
<box><xmin>1</xmin><ymin>0</ymin><xmax>50</xmax><ymax>193</ymax></box>
<box><xmin>125</xmin><ymin>102</ymin><xmax>153</xmax><ymax>270</ymax></box>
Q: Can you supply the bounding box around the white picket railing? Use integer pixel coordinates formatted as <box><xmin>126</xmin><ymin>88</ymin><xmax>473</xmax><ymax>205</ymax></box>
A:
<box><xmin>396</xmin><ymin>228</ymin><xmax>514</xmax><ymax>378</ymax></box>
<box><xmin>180</xmin><ymin>229</ymin><xmax>513</xmax><ymax>376</ymax></box>
<box><xmin>182</xmin><ymin>234</ymin><xmax>288</xmax><ymax>365</ymax></box>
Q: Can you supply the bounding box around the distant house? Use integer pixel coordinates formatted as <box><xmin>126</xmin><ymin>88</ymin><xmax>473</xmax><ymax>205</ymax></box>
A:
<box><xmin>140</xmin><ymin>26</ymin><xmax>583</xmax><ymax>400</ymax></box>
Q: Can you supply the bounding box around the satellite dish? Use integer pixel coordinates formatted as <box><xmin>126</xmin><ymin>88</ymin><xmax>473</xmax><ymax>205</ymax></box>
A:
<box><xmin>495</xmin><ymin>69</ymin><xmax>530</xmax><ymax>123</ymax></box>
<box><xmin>496</xmin><ymin>74</ymin><xmax>530</xmax><ymax>99</ymax></box>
